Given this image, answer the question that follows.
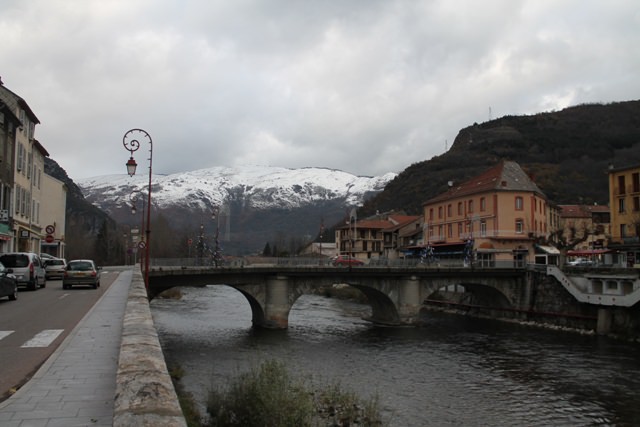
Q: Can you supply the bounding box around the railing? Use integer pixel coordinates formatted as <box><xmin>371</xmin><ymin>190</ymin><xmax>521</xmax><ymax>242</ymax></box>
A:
<box><xmin>150</xmin><ymin>257</ymin><xmax>529</xmax><ymax>270</ymax></box>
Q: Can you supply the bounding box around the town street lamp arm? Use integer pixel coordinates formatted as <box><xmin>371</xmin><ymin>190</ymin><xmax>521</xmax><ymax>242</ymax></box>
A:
<box><xmin>122</xmin><ymin>129</ymin><xmax>153</xmax><ymax>288</ymax></box>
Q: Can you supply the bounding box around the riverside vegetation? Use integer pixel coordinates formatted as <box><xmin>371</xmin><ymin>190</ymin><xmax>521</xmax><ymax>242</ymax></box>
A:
<box><xmin>171</xmin><ymin>359</ymin><xmax>385</xmax><ymax>426</ymax></box>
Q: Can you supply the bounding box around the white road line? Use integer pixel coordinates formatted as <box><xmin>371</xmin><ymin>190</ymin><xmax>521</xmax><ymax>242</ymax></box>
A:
<box><xmin>20</xmin><ymin>329</ymin><xmax>64</xmax><ymax>348</ymax></box>
<box><xmin>0</xmin><ymin>330</ymin><xmax>14</xmax><ymax>341</ymax></box>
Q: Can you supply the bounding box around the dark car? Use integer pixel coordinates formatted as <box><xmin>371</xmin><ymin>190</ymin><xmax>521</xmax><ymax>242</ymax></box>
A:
<box><xmin>63</xmin><ymin>259</ymin><xmax>101</xmax><ymax>289</ymax></box>
<box><xmin>332</xmin><ymin>255</ymin><xmax>365</xmax><ymax>266</ymax></box>
<box><xmin>44</xmin><ymin>258</ymin><xmax>67</xmax><ymax>280</ymax></box>
<box><xmin>0</xmin><ymin>261</ymin><xmax>17</xmax><ymax>301</ymax></box>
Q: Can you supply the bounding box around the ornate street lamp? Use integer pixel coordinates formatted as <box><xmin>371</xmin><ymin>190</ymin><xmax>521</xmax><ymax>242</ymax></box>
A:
<box><xmin>123</xmin><ymin>129</ymin><xmax>153</xmax><ymax>287</ymax></box>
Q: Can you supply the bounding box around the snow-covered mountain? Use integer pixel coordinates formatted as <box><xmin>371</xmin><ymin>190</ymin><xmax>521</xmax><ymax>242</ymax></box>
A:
<box><xmin>77</xmin><ymin>165</ymin><xmax>397</xmax><ymax>254</ymax></box>
<box><xmin>79</xmin><ymin>165</ymin><xmax>396</xmax><ymax>210</ymax></box>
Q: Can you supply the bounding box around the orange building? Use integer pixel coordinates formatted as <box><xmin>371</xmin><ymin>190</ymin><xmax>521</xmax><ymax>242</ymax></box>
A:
<box><xmin>607</xmin><ymin>163</ymin><xmax>640</xmax><ymax>266</ymax></box>
<box><xmin>422</xmin><ymin>160</ymin><xmax>548</xmax><ymax>266</ymax></box>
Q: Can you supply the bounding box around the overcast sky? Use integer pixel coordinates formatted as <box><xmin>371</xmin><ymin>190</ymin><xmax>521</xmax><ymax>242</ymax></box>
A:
<box><xmin>1</xmin><ymin>1</ymin><xmax>639</xmax><ymax>180</ymax></box>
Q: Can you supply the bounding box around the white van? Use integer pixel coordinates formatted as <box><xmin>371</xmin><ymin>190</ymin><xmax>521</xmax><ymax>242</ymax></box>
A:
<box><xmin>0</xmin><ymin>252</ymin><xmax>46</xmax><ymax>290</ymax></box>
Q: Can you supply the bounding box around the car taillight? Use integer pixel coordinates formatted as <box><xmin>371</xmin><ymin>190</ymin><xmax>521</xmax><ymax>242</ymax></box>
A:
<box><xmin>90</xmin><ymin>271</ymin><xmax>96</xmax><ymax>277</ymax></box>
<box><xmin>29</xmin><ymin>263</ymin><xmax>34</xmax><ymax>279</ymax></box>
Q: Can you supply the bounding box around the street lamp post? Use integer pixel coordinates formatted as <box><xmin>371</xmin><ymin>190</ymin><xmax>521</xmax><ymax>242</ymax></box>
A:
<box><xmin>130</xmin><ymin>190</ymin><xmax>146</xmax><ymax>241</ymax></box>
<box><xmin>211</xmin><ymin>208</ymin><xmax>221</xmax><ymax>267</ymax></box>
<box><xmin>123</xmin><ymin>129</ymin><xmax>153</xmax><ymax>288</ymax></box>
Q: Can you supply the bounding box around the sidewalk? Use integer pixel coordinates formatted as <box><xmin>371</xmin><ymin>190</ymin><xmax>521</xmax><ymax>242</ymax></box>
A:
<box><xmin>0</xmin><ymin>268</ymin><xmax>132</xmax><ymax>427</ymax></box>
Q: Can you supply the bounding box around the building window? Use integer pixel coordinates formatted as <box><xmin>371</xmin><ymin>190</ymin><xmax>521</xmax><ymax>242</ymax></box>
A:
<box><xmin>14</xmin><ymin>186</ymin><xmax>20</xmax><ymax>214</ymax></box>
<box><xmin>619</xmin><ymin>175</ymin><xmax>626</xmax><ymax>195</ymax></box>
<box><xmin>619</xmin><ymin>198</ymin><xmax>626</xmax><ymax>213</ymax></box>
<box><xmin>448</xmin><ymin>224</ymin><xmax>453</xmax><ymax>237</ymax></box>
<box><xmin>468</xmin><ymin>200</ymin><xmax>474</xmax><ymax>213</ymax></box>
<box><xmin>515</xmin><ymin>219</ymin><xmax>524</xmax><ymax>234</ymax></box>
<box><xmin>480</xmin><ymin>197</ymin><xmax>486</xmax><ymax>212</ymax></box>
<box><xmin>620</xmin><ymin>224</ymin><xmax>627</xmax><ymax>238</ymax></box>
<box><xmin>438</xmin><ymin>206</ymin><xmax>443</xmax><ymax>219</ymax></box>
<box><xmin>480</xmin><ymin>220</ymin><xmax>487</xmax><ymax>237</ymax></box>
<box><xmin>458</xmin><ymin>222</ymin><xmax>463</xmax><ymax>237</ymax></box>
<box><xmin>447</xmin><ymin>204</ymin><xmax>452</xmax><ymax>217</ymax></box>
<box><xmin>633</xmin><ymin>173</ymin><xmax>640</xmax><ymax>193</ymax></box>
<box><xmin>515</xmin><ymin>196</ymin><xmax>523</xmax><ymax>210</ymax></box>
<box><xmin>429</xmin><ymin>208</ymin><xmax>434</xmax><ymax>220</ymax></box>
<box><xmin>457</xmin><ymin>202</ymin><xmax>463</xmax><ymax>215</ymax></box>
<box><xmin>634</xmin><ymin>197</ymin><xmax>640</xmax><ymax>212</ymax></box>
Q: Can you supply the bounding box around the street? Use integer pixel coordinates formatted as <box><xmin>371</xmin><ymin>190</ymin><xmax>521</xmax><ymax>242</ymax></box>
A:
<box><xmin>0</xmin><ymin>267</ymin><xmax>121</xmax><ymax>402</ymax></box>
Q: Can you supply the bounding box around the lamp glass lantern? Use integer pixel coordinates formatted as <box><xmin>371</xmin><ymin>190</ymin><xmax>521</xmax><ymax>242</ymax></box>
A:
<box><xmin>126</xmin><ymin>157</ymin><xmax>138</xmax><ymax>177</ymax></box>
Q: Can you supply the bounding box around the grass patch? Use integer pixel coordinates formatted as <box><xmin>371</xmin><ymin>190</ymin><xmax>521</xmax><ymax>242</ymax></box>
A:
<box><xmin>320</xmin><ymin>285</ymin><xmax>369</xmax><ymax>304</ymax></box>
<box><xmin>168</xmin><ymin>363</ymin><xmax>204</xmax><ymax>427</ymax></box>
<box><xmin>158</xmin><ymin>287</ymin><xmax>183</xmax><ymax>299</ymax></box>
<box><xmin>206</xmin><ymin>359</ymin><xmax>385</xmax><ymax>426</ymax></box>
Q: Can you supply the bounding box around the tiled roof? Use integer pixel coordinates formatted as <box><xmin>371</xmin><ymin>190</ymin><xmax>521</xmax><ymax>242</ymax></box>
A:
<box><xmin>424</xmin><ymin>160</ymin><xmax>544</xmax><ymax>205</ymax></box>
<box><xmin>559</xmin><ymin>204</ymin><xmax>609</xmax><ymax>218</ymax></box>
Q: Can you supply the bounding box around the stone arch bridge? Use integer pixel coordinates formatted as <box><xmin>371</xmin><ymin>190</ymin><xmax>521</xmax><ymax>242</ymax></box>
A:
<box><xmin>148</xmin><ymin>266</ymin><xmax>531</xmax><ymax>328</ymax></box>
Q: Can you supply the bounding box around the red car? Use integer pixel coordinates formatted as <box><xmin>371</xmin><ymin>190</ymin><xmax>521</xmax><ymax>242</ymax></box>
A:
<box><xmin>332</xmin><ymin>255</ymin><xmax>365</xmax><ymax>266</ymax></box>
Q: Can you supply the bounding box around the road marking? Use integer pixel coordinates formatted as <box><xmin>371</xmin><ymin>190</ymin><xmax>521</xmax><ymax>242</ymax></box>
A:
<box><xmin>0</xmin><ymin>330</ymin><xmax>14</xmax><ymax>341</ymax></box>
<box><xmin>20</xmin><ymin>329</ymin><xmax>64</xmax><ymax>348</ymax></box>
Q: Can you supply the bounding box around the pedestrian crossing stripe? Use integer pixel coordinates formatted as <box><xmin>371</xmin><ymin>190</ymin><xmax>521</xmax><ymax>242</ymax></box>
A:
<box><xmin>20</xmin><ymin>329</ymin><xmax>64</xmax><ymax>348</ymax></box>
<box><xmin>0</xmin><ymin>330</ymin><xmax>13</xmax><ymax>340</ymax></box>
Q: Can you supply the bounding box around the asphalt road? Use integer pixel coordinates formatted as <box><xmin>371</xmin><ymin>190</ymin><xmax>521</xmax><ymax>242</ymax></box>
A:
<box><xmin>0</xmin><ymin>267</ymin><xmax>121</xmax><ymax>402</ymax></box>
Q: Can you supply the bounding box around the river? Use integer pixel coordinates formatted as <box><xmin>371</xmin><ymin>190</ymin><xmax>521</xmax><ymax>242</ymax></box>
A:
<box><xmin>150</xmin><ymin>285</ymin><xmax>640</xmax><ymax>426</ymax></box>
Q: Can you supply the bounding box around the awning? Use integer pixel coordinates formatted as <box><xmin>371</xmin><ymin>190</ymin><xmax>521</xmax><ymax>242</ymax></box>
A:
<box><xmin>0</xmin><ymin>223</ymin><xmax>11</xmax><ymax>240</ymax></box>
<box><xmin>568</xmin><ymin>249</ymin><xmax>611</xmax><ymax>257</ymax></box>
<box><xmin>430</xmin><ymin>242</ymin><xmax>466</xmax><ymax>255</ymax></box>
<box><xmin>536</xmin><ymin>245</ymin><xmax>560</xmax><ymax>255</ymax></box>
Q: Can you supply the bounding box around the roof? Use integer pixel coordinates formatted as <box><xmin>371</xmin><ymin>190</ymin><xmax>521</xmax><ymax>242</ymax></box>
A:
<box><xmin>336</xmin><ymin>215</ymin><xmax>421</xmax><ymax>232</ymax></box>
<box><xmin>424</xmin><ymin>160</ymin><xmax>545</xmax><ymax>205</ymax></box>
<box><xmin>0</xmin><ymin>84</ymin><xmax>40</xmax><ymax>124</ymax></box>
<box><xmin>558</xmin><ymin>204</ymin><xmax>609</xmax><ymax>218</ymax></box>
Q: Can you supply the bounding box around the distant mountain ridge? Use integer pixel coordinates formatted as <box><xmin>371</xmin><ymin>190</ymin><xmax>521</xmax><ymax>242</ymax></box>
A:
<box><xmin>362</xmin><ymin>100</ymin><xmax>640</xmax><ymax>216</ymax></box>
<box><xmin>76</xmin><ymin>166</ymin><xmax>397</xmax><ymax>254</ymax></box>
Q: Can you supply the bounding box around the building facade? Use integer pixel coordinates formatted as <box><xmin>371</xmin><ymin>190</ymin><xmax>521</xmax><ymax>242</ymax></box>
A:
<box><xmin>607</xmin><ymin>163</ymin><xmax>640</xmax><ymax>266</ymax></box>
<box><xmin>0</xmin><ymin>80</ymin><xmax>66</xmax><ymax>255</ymax></box>
<box><xmin>422</xmin><ymin>160</ymin><xmax>549</xmax><ymax>266</ymax></box>
<box><xmin>0</xmin><ymin>99</ymin><xmax>20</xmax><ymax>251</ymax></box>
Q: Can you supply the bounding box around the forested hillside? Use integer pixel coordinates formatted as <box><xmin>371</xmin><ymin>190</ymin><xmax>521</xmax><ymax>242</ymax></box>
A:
<box><xmin>362</xmin><ymin>101</ymin><xmax>640</xmax><ymax>216</ymax></box>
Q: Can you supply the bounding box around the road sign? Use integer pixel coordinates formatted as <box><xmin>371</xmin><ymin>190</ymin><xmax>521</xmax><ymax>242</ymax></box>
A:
<box><xmin>45</xmin><ymin>225</ymin><xmax>55</xmax><ymax>234</ymax></box>
<box><xmin>45</xmin><ymin>234</ymin><xmax>54</xmax><ymax>243</ymax></box>
<box><xmin>138</xmin><ymin>241</ymin><xmax>147</xmax><ymax>249</ymax></box>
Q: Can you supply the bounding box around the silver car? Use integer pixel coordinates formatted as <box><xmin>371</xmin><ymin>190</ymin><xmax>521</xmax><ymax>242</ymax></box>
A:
<box><xmin>63</xmin><ymin>259</ymin><xmax>101</xmax><ymax>289</ymax></box>
<box><xmin>0</xmin><ymin>252</ymin><xmax>46</xmax><ymax>291</ymax></box>
<box><xmin>44</xmin><ymin>258</ymin><xmax>67</xmax><ymax>280</ymax></box>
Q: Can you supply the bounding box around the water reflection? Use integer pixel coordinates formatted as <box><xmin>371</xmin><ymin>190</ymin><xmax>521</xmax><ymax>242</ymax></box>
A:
<box><xmin>151</xmin><ymin>285</ymin><xmax>640</xmax><ymax>426</ymax></box>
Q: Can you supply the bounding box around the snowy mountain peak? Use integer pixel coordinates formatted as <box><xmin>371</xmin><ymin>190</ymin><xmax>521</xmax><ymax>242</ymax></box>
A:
<box><xmin>78</xmin><ymin>165</ymin><xmax>397</xmax><ymax>211</ymax></box>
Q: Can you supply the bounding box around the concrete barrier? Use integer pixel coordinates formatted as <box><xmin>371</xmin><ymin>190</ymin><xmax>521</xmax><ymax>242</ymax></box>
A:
<box><xmin>114</xmin><ymin>268</ymin><xmax>187</xmax><ymax>426</ymax></box>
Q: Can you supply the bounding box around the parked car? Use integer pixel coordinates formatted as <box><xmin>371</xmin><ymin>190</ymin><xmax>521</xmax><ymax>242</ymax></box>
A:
<box><xmin>332</xmin><ymin>255</ymin><xmax>365</xmax><ymax>266</ymax></box>
<box><xmin>44</xmin><ymin>258</ymin><xmax>67</xmax><ymax>280</ymax></box>
<box><xmin>40</xmin><ymin>253</ymin><xmax>56</xmax><ymax>261</ymax></box>
<box><xmin>567</xmin><ymin>258</ymin><xmax>594</xmax><ymax>267</ymax></box>
<box><xmin>63</xmin><ymin>260</ymin><xmax>101</xmax><ymax>289</ymax></box>
<box><xmin>0</xmin><ymin>252</ymin><xmax>46</xmax><ymax>291</ymax></box>
<box><xmin>0</xmin><ymin>261</ymin><xmax>17</xmax><ymax>301</ymax></box>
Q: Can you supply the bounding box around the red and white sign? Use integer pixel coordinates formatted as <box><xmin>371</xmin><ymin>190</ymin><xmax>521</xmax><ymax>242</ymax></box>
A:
<box><xmin>45</xmin><ymin>234</ymin><xmax>55</xmax><ymax>243</ymax></box>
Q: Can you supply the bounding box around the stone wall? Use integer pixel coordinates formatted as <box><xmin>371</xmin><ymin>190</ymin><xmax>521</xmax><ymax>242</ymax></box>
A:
<box><xmin>113</xmin><ymin>268</ymin><xmax>186</xmax><ymax>427</ymax></box>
